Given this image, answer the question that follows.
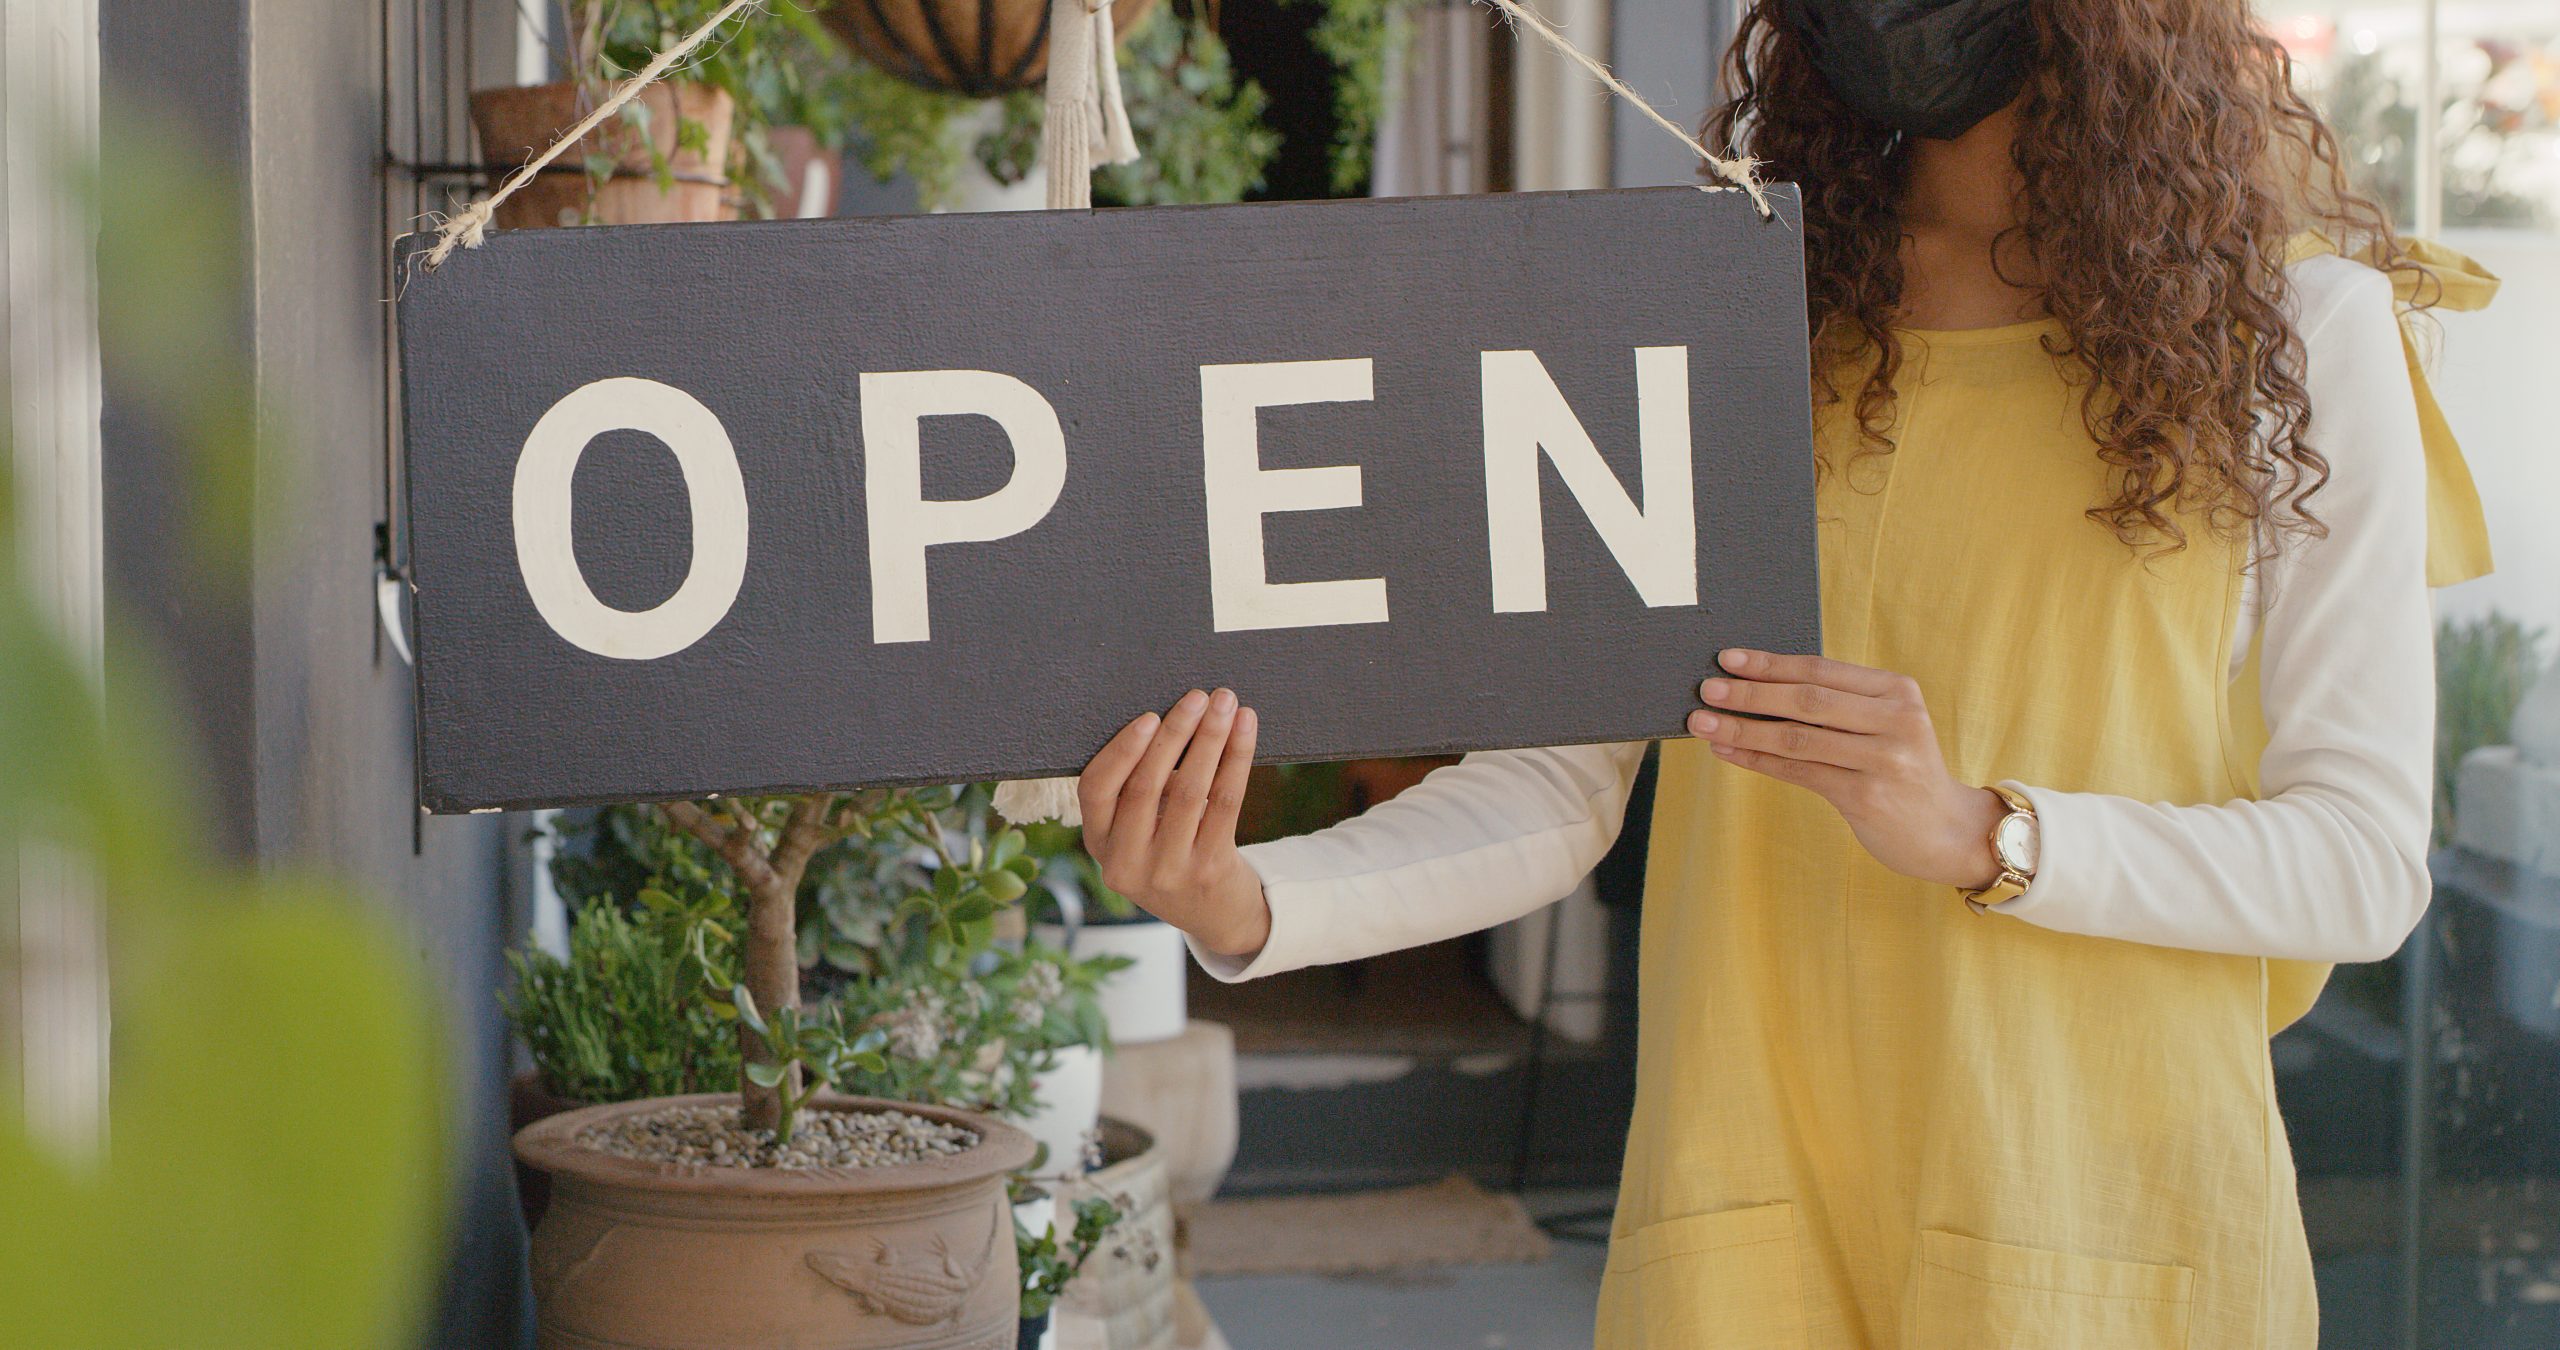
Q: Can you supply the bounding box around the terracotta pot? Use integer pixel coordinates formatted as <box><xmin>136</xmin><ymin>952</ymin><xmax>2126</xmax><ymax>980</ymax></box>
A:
<box><xmin>1058</xmin><ymin>1118</ymin><xmax>1176</xmax><ymax>1350</ymax></box>
<box><xmin>509</xmin><ymin>1070</ymin><xmax>591</xmax><ymax>1233</ymax></box>
<box><xmin>517</xmin><ymin>1092</ymin><xmax>1037</xmax><ymax>1349</ymax></box>
<box><xmin>467</xmin><ymin>80</ymin><xmax>737</xmax><ymax>230</ymax></box>
<box><xmin>758</xmin><ymin>125</ymin><xmax>842</xmax><ymax>220</ymax></box>
<box><xmin>822</xmin><ymin>0</ymin><xmax>1159</xmax><ymax>96</ymax></box>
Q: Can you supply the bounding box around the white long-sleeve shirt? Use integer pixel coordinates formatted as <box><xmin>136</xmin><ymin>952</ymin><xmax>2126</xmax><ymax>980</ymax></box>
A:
<box><xmin>1199</xmin><ymin>254</ymin><xmax>2438</xmax><ymax>981</ymax></box>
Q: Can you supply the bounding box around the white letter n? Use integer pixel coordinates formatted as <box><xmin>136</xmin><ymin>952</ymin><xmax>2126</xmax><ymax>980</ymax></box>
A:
<box><xmin>1480</xmin><ymin>347</ymin><xmax>1697</xmax><ymax>613</ymax></box>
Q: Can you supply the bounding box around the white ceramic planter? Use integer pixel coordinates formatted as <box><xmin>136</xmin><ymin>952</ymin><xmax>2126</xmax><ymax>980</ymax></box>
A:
<box><xmin>1036</xmin><ymin>919</ymin><xmax>1189</xmax><ymax>1046</ymax></box>
<box><xmin>939</xmin><ymin>102</ymin><xmax>1047</xmax><ymax>214</ymax></box>
<box><xmin>1019</xmin><ymin>1042</ymin><xmax>1104</xmax><ymax>1176</ymax></box>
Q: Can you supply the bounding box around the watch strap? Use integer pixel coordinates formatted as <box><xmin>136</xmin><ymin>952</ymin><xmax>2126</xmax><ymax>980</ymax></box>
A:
<box><xmin>1962</xmin><ymin>785</ymin><xmax>2039</xmax><ymax>913</ymax></box>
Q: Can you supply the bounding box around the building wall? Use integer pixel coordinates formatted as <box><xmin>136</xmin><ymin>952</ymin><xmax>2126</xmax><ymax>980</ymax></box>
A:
<box><xmin>100</xmin><ymin>0</ymin><xmax>526</xmax><ymax>1344</ymax></box>
<box><xmin>1611</xmin><ymin>0</ymin><xmax>1738</xmax><ymax>188</ymax></box>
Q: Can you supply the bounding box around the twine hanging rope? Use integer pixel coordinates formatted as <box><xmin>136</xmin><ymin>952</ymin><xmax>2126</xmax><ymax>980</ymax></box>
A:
<box><xmin>1474</xmin><ymin>0</ymin><xmax>1771</xmax><ymax>217</ymax></box>
<box><xmin>419</xmin><ymin>0</ymin><xmax>765</xmax><ymax>270</ymax></box>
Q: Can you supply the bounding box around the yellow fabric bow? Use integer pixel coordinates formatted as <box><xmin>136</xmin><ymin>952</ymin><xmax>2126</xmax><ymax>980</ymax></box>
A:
<box><xmin>2286</xmin><ymin>232</ymin><xmax>2500</xmax><ymax>586</ymax></box>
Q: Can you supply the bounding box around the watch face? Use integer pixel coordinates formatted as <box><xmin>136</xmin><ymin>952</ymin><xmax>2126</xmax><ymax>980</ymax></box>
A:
<box><xmin>1995</xmin><ymin>810</ymin><xmax>2040</xmax><ymax>875</ymax></box>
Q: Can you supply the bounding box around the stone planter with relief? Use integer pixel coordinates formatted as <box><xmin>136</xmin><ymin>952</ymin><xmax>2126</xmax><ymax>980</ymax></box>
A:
<box><xmin>515</xmin><ymin>1092</ymin><xmax>1035</xmax><ymax>1350</ymax></box>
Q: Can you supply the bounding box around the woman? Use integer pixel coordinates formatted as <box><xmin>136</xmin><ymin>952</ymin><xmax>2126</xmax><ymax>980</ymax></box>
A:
<box><xmin>1069</xmin><ymin>2</ymin><xmax>2494</xmax><ymax>1344</ymax></box>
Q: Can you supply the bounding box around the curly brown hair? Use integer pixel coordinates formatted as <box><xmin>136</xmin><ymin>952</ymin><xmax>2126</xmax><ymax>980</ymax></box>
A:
<box><xmin>1704</xmin><ymin>0</ymin><xmax>2420</xmax><ymax>553</ymax></box>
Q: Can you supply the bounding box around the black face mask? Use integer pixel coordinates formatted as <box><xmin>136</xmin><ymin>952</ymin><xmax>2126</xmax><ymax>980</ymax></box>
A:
<box><xmin>1779</xmin><ymin>0</ymin><xmax>2036</xmax><ymax>141</ymax></box>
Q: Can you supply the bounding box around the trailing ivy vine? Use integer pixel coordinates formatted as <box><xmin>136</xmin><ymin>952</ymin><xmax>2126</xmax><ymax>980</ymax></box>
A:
<box><xmin>1093</xmin><ymin>13</ymin><xmax>1283</xmax><ymax>206</ymax></box>
<box><xmin>966</xmin><ymin>12</ymin><xmax>1279</xmax><ymax>207</ymax></box>
<box><xmin>1288</xmin><ymin>0</ymin><xmax>1417</xmax><ymax>195</ymax></box>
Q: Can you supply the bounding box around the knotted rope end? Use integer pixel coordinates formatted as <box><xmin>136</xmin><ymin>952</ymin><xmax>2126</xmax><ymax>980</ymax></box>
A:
<box><xmin>420</xmin><ymin>202</ymin><xmax>495</xmax><ymax>272</ymax></box>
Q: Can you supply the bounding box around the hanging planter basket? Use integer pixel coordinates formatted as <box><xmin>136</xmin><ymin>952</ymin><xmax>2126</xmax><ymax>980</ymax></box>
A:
<box><xmin>823</xmin><ymin>0</ymin><xmax>1159</xmax><ymax>96</ymax></box>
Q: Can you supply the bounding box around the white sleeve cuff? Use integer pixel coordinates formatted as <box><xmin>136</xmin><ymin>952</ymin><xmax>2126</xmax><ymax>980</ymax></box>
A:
<box><xmin>1182</xmin><ymin>839</ymin><xmax>1328</xmax><ymax>983</ymax></box>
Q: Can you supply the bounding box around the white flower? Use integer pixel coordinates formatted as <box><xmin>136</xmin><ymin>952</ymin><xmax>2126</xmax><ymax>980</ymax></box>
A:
<box><xmin>1014</xmin><ymin>960</ymin><xmax>1065</xmax><ymax>1029</ymax></box>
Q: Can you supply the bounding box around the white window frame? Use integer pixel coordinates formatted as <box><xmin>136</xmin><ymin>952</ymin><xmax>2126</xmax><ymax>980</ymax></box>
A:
<box><xmin>3</xmin><ymin>0</ymin><xmax>108</xmax><ymax>1157</ymax></box>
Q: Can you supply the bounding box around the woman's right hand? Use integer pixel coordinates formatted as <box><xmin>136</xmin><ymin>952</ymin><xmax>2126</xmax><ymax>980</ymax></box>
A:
<box><xmin>1077</xmin><ymin>688</ymin><xmax>1272</xmax><ymax>960</ymax></box>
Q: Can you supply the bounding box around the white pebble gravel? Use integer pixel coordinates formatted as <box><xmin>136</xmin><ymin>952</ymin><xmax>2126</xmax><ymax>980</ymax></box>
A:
<box><xmin>578</xmin><ymin>1102</ymin><xmax>977</xmax><ymax>1171</ymax></box>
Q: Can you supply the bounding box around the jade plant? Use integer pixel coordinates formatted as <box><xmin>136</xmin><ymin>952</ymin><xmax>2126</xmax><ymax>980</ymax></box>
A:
<box><xmin>642</xmin><ymin>788</ymin><xmax>1036</xmax><ymax>1136</ymax></box>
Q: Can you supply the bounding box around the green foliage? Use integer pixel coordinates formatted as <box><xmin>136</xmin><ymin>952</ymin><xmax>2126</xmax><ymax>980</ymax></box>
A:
<box><xmin>2436</xmin><ymin>612</ymin><xmax>2548</xmax><ymax>846</ymax></box>
<box><xmin>730</xmin><ymin>987</ymin><xmax>891</xmax><ymax>1146</ymax></box>
<box><xmin>833</xmin><ymin>60</ymin><xmax>972</xmax><ymax>208</ymax></box>
<box><xmin>0</xmin><ymin>106</ymin><xmax>443</xmax><ymax>1348</ymax></box>
<box><xmin>1092</xmin><ymin>14</ymin><xmax>1282</xmax><ymax>206</ymax></box>
<box><xmin>567</xmin><ymin>0</ymin><xmax>844</xmax><ymax>217</ymax></box>
<box><xmin>975</xmin><ymin>89</ymin><xmax>1048</xmax><ymax>189</ymax></box>
<box><xmin>1014</xmin><ymin>1193</ymin><xmax>1125</xmax><ymax>1322</ymax></box>
<box><xmin>962</xmin><ymin>13</ymin><xmax>1276</xmax><ymax>205</ymax></box>
<box><xmin>1287</xmin><ymin>0</ymin><xmax>1414</xmax><ymax>196</ymax></box>
<box><xmin>530</xmin><ymin>791</ymin><xmax>1128</xmax><ymax>1140</ymax></box>
<box><xmin>506</xmin><ymin>899</ymin><xmax>743</xmax><ymax>1103</ymax></box>
<box><xmin>822</xmin><ymin>952</ymin><xmax>1082</xmax><ymax>1119</ymax></box>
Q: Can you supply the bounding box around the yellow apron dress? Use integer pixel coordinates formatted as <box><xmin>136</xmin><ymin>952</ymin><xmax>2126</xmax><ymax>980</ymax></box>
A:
<box><xmin>1598</xmin><ymin>249</ymin><xmax>2497</xmax><ymax>1350</ymax></box>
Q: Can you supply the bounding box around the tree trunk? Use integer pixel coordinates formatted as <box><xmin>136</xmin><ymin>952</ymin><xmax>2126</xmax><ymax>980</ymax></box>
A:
<box><xmin>739</xmin><ymin>870</ymin><xmax>802</xmax><ymax>1133</ymax></box>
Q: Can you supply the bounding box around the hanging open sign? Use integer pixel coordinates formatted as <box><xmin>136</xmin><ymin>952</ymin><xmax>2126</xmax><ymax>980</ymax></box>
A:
<box><xmin>395</xmin><ymin>185</ymin><xmax>1817</xmax><ymax>812</ymax></box>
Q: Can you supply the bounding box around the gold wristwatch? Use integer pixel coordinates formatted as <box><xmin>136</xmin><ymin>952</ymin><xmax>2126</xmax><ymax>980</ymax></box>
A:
<box><xmin>1961</xmin><ymin>785</ymin><xmax>2040</xmax><ymax>914</ymax></box>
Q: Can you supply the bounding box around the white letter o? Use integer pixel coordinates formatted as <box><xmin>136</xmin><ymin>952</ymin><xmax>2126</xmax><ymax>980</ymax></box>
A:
<box><xmin>511</xmin><ymin>377</ymin><xmax>749</xmax><ymax>660</ymax></box>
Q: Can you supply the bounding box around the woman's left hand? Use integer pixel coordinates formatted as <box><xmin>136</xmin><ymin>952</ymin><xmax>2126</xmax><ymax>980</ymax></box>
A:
<box><xmin>1688</xmin><ymin>649</ymin><xmax>2007</xmax><ymax>892</ymax></box>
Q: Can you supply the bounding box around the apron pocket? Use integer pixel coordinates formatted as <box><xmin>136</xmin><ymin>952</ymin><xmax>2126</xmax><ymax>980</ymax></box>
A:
<box><xmin>1605</xmin><ymin>1202</ymin><xmax>1808</xmax><ymax>1349</ymax></box>
<box><xmin>1908</xmin><ymin>1229</ymin><xmax>2195</xmax><ymax>1350</ymax></box>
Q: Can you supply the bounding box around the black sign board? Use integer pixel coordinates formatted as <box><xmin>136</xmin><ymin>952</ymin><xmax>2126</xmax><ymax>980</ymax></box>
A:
<box><xmin>396</xmin><ymin>186</ymin><xmax>1818</xmax><ymax>812</ymax></box>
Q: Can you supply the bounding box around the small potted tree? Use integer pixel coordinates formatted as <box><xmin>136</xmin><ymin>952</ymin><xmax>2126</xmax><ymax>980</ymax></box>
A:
<box><xmin>512</xmin><ymin>789</ymin><xmax>1042</xmax><ymax>1350</ymax></box>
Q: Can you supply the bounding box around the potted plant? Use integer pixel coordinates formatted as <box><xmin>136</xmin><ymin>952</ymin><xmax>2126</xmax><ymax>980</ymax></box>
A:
<box><xmin>1014</xmin><ymin>1189</ymin><xmax>1124</xmax><ymax>1350</ymax></box>
<box><xmin>470</xmin><ymin>0</ymin><xmax>834</xmax><ymax>229</ymax></box>
<box><xmin>1054</xmin><ymin>1119</ymin><xmax>1178</xmax><ymax>1350</ymax></box>
<box><xmin>512</xmin><ymin>789</ymin><xmax>1046</xmax><ymax>1350</ymax></box>
<box><xmin>504</xmin><ymin>895</ymin><xmax>742</xmax><ymax>1228</ymax></box>
<box><xmin>798</xmin><ymin>797</ymin><xmax>1128</xmax><ymax>1173</ymax></box>
<box><xmin>510</xmin><ymin>787</ymin><xmax>1148</xmax><ymax>1346</ymax></box>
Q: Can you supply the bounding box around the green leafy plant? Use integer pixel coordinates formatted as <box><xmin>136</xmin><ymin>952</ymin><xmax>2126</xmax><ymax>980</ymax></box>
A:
<box><xmin>2435</xmin><ymin>611</ymin><xmax>2548</xmax><ymax>846</ymax></box>
<box><xmin>634</xmin><ymin>789</ymin><xmax>1043</xmax><ymax>1135</ymax></box>
<box><xmin>816</xmin><ymin>944</ymin><xmax>1119</xmax><ymax>1121</ymax></box>
<box><xmin>966</xmin><ymin>12</ymin><xmax>1278</xmax><ymax>205</ymax></box>
<box><xmin>730</xmin><ymin>990</ymin><xmax>893</xmax><ymax>1146</ymax></box>
<box><xmin>833</xmin><ymin>60</ymin><xmax>973</xmax><ymax>207</ymax></box>
<box><xmin>531</xmin><ymin>786</ymin><xmax>1127</xmax><ymax>1148</ymax></box>
<box><xmin>977</xmin><ymin>89</ymin><xmax>1048</xmax><ymax>190</ymax></box>
<box><xmin>506</xmin><ymin>899</ymin><xmax>743</xmax><ymax>1103</ymax></box>
<box><xmin>562</xmin><ymin>0</ymin><xmax>844</xmax><ymax>218</ymax></box>
<box><xmin>1014</xmin><ymin>1193</ymin><xmax>1126</xmax><ymax>1323</ymax></box>
<box><xmin>1092</xmin><ymin>13</ymin><xmax>1282</xmax><ymax>206</ymax></box>
<box><xmin>1287</xmin><ymin>0</ymin><xmax>1414</xmax><ymax>196</ymax></box>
